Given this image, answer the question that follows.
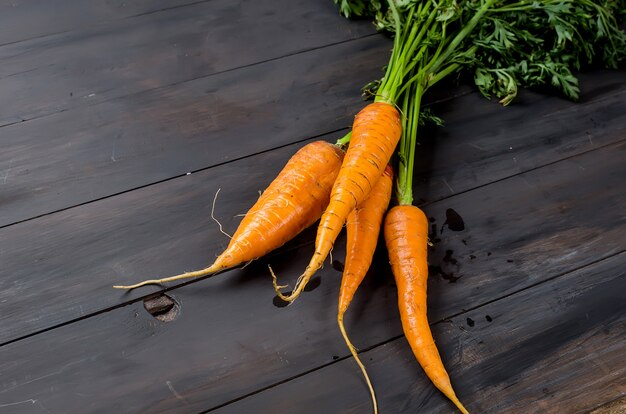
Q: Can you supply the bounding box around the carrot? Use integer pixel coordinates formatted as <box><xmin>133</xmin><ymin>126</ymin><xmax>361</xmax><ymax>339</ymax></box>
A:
<box><xmin>272</xmin><ymin>102</ymin><xmax>402</xmax><ymax>302</ymax></box>
<box><xmin>337</xmin><ymin>164</ymin><xmax>393</xmax><ymax>414</ymax></box>
<box><xmin>384</xmin><ymin>205</ymin><xmax>469</xmax><ymax>414</ymax></box>
<box><xmin>113</xmin><ymin>140</ymin><xmax>344</xmax><ymax>290</ymax></box>
<box><xmin>338</xmin><ymin>164</ymin><xmax>394</xmax><ymax>315</ymax></box>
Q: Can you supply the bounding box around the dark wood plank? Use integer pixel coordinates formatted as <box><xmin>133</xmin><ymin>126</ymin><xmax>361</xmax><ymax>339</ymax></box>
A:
<box><xmin>1</xmin><ymin>95</ymin><xmax>624</xmax><ymax>344</ymax></box>
<box><xmin>0</xmin><ymin>0</ymin><xmax>209</xmax><ymax>45</ymax></box>
<box><xmin>0</xmin><ymin>0</ymin><xmax>374</xmax><ymax>124</ymax></box>
<box><xmin>211</xmin><ymin>252</ymin><xmax>626</xmax><ymax>414</ymax></box>
<box><xmin>0</xmin><ymin>35</ymin><xmax>390</xmax><ymax>226</ymax></box>
<box><xmin>2</xmin><ymin>67</ymin><xmax>623</xmax><ymax>229</ymax></box>
<box><xmin>0</xmin><ymin>139</ymin><xmax>623</xmax><ymax>412</ymax></box>
<box><xmin>413</xmin><ymin>69</ymin><xmax>626</xmax><ymax>204</ymax></box>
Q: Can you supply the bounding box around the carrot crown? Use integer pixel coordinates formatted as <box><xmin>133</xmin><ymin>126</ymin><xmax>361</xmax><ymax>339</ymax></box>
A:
<box><xmin>377</xmin><ymin>0</ymin><xmax>496</xmax><ymax>204</ymax></box>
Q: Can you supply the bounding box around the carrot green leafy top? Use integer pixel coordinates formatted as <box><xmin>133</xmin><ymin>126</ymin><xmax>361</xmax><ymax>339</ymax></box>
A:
<box><xmin>336</xmin><ymin>0</ymin><xmax>626</xmax><ymax>204</ymax></box>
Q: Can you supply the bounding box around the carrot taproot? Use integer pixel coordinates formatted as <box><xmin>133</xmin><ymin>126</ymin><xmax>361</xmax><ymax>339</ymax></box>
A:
<box><xmin>338</xmin><ymin>164</ymin><xmax>394</xmax><ymax>315</ymax></box>
<box><xmin>272</xmin><ymin>102</ymin><xmax>402</xmax><ymax>302</ymax></box>
<box><xmin>337</xmin><ymin>164</ymin><xmax>393</xmax><ymax>414</ymax></box>
<box><xmin>384</xmin><ymin>205</ymin><xmax>469</xmax><ymax>414</ymax></box>
<box><xmin>113</xmin><ymin>140</ymin><xmax>344</xmax><ymax>290</ymax></box>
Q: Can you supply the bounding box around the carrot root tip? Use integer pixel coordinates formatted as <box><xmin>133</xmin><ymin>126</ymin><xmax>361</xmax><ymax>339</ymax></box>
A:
<box><xmin>112</xmin><ymin>280</ymin><xmax>162</xmax><ymax>290</ymax></box>
<box><xmin>113</xmin><ymin>263</ymin><xmax>222</xmax><ymax>290</ymax></box>
<box><xmin>268</xmin><ymin>265</ymin><xmax>292</xmax><ymax>301</ymax></box>
<box><xmin>338</xmin><ymin>316</ymin><xmax>378</xmax><ymax>414</ymax></box>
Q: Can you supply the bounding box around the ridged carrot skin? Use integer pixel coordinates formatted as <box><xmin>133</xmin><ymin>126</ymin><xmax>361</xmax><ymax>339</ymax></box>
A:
<box><xmin>338</xmin><ymin>165</ymin><xmax>394</xmax><ymax>316</ymax></box>
<box><xmin>384</xmin><ymin>205</ymin><xmax>469</xmax><ymax>414</ymax></box>
<box><xmin>274</xmin><ymin>102</ymin><xmax>402</xmax><ymax>302</ymax></box>
<box><xmin>114</xmin><ymin>141</ymin><xmax>344</xmax><ymax>290</ymax></box>
<box><xmin>337</xmin><ymin>164</ymin><xmax>393</xmax><ymax>414</ymax></box>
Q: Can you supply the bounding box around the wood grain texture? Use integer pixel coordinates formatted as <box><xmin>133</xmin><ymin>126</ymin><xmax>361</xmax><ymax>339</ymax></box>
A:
<box><xmin>211</xmin><ymin>252</ymin><xmax>626</xmax><ymax>414</ymax></box>
<box><xmin>1</xmin><ymin>95</ymin><xmax>624</xmax><ymax>344</ymax></box>
<box><xmin>0</xmin><ymin>0</ymin><xmax>374</xmax><ymax>124</ymax></box>
<box><xmin>2</xmin><ymin>66</ymin><xmax>622</xmax><ymax>230</ymax></box>
<box><xmin>0</xmin><ymin>35</ymin><xmax>390</xmax><ymax>226</ymax></box>
<box><xmin>0</xmin><ymin>0</ymin><xmax>211</xmax><ymax>45</ymax></box>
<box><xmin>0</xmin><ymin>131</ymin><xmax>349</xmax><ymax>345</ymax></box>
<box><xmin>2</xmin><ymin>2</ymin><xmax>624</xmax><ymax>413</ymax></box>
<box><xmin>588</xmin><ymin>396</ymin><xmax>626</xmax><ymax>414</ymax></box>
<box><xmin>0</xmin><ymin>139</ymin><xmax>623</xmax><ymax>412</ymax></box>
<box><xmin>412</xmin><ymin>69</ymin><xmax>626</xmax><ymax>205</ymax></box>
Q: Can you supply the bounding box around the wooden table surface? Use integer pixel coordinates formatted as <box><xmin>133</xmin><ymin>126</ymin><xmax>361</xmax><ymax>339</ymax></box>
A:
<box><xmin>1</xmin><ymin>1</ymin><xmax>625</xmax><ymax>413</ymax></box>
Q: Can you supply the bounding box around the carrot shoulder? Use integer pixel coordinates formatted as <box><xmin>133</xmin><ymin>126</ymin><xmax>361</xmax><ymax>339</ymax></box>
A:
<box><xmin>273</xmin><ymin>102</ymin><xmax>402</xmax><ymax>302</ymax></box>
<box><xmin>114</xmin><ymin>140</ymin><xmax>344</xmax><ymax>289</ymax></box>
<box><xmin>384</xmin><ymin>205</ymin><xmax>469</xmax><ymax>414</ymax></box>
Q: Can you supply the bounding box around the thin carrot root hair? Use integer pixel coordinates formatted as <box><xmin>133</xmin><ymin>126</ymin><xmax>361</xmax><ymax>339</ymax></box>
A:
<box><xmin>334</xmin><ymin>165</ymin><xmax>392</xmax><ymax>414</ymax></box>
<box><xmin>271</xmin><ymin>263</ymin><xmax>318</xmax><ymax>302</ymax></box>
<box><xmin>268</xmin><ymin>265</ymin><xmax>288</xmax><ymax>291</ymax></box>
<box><xmin>338</xmin><ymin>312</ymin><xmax>378</xmax><ymax>414</ymax></box>
<box><xmin>112</xmin><ymin>262</ymin><xmax>223</xmax><ymax>290</ymax></box>
<box><xmin>113</xmin><ymin>140</ymin><xmax>345</xmax><ymax>291</ymax></box>
<box><xmin>211</xmin><ymin>188</ymin><xmax>232</xmax><ymax>239</ymax></box>
<box><xmin>272</xmin><ymin>103</ymin><xmax>402</xmax><ymax>303</ymax></box>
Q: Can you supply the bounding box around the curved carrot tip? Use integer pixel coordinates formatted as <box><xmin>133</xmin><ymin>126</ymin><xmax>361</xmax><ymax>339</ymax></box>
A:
<box><xmin>269</xmin><ymin>265</ymin><xmax>312</xmax><ymax>303</ymax></box>
<box><xmin>269</xmin><ymin>265</ymin><xmax>293</xmax><ymax>303</ymax></box>
<box><xmin>112</xmin><ymin>281</ymin><xmax>162</xmax><ymax>290</ymax></box>
<box><xmin>113</xmin><ymin>263</ymin><xmax>222</xmax><ymax>290</ymax></box>
<box><xmin>450</xmin><ymin>396</ymin><xmax>469</xmax><ymax>414</ymax></box>
<box><xmin>338</xmin><ymin>313</ymin><xmax>378</xmax><ymax>414</ymax></box>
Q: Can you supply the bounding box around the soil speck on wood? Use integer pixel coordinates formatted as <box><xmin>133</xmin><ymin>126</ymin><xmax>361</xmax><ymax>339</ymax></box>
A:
<box><xmin>443</xmin><ymin>208</ymin><xmax>465</xmax><ymax>232</ymax></box>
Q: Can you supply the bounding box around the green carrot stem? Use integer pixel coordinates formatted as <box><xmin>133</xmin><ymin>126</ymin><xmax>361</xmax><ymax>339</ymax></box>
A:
<box><xmin>427</xmin><ymin>0</ymin><xmax>496</xmax><ymax>75</ymax></box>
<box><xmin>376</xmin><ymin>0</ymin><xmax>403</xmax><ymax>104</ymax></box>
<box><xmin>335</xmin><ymin>131</ymin><xmax>352</xmax><ymax>147</ymax></box>
<box><xmin>396</xmin><ymin>79</ymin><xmax>424</xmax><ymax>206</ymax></box>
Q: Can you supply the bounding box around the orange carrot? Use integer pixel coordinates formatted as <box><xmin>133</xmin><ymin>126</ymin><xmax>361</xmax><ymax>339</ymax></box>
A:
<box><xmin>114</xmin><ymin>140</ymin><xmax>344</xmax><ymax>290</ymax></box>
<box><xmin>272</xmin><ymin>102</ymin><xmax>402</xmax><ymax>302</ymax></box>
<box><xmin>337</xmin><ymin>164</ymin><xmax>393</xmax><ymax>414</ymax></box>
<box><xmin>338</xmin><ymin>164</ymin><xmax>394</xmax><ymax>315</ymax></box>
<box><xmin>384</xmin><ymin>205</ymin><xmax>469</xmax><ymax>414</ymax></box>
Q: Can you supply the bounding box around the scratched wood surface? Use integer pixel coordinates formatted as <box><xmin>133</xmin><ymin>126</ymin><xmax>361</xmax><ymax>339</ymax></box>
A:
<box><xmin>1</xmin><ymin>1</ymin><xmax>625</xmax><ymax>413</ymax></box>
<box><xmin>0</xmin><ymin>140</ymin><xmax>624</xmax><ymax>413</ymax></box>
<box><xmin>0</xmin><ymin>0</ymin><xmax>375</xmax><ymax>124</ymax></box>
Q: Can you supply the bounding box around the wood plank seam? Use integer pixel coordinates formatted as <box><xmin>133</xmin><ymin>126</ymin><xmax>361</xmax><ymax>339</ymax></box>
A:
<box><xmin>1</xmin><ymin>138</ymin><xmax>621</xmax><ymax>353</ymax></box>
<box><xmin>0</xmin><ymin>33</ymin><xmax>379</xmax><ymax>129</ymax></box>
<box><xmin>0</xmin><ymin>122</ymin><xmax>622</xmax><ymax>348</ymax></box>
<box><xmin>421</xmin><ymin>137</ymin><xmax>626</xmax><ymax>208</ymax></box>
<box><xmin>0</xmin><ymin>0</ymin><xmax>215</xmax><ymax>48</ymax></box>
<box><xmin>123</xmin><ymin>0</ymin><xmax>215</xmax><ymax>20</ymax></box>
<box><xmin>197</xmin><ymin>249</ymin><xmax>626</xmax><ymax>413</ymax></box>
<box><xmin>0</xmin><ymin>30</ymin><xmax>71</xmax><ymax>49</ymax></box>
<box><xmin>0</xmin><ymin>126</ymin><xmax>347</xmax><ymax>231</ymax></box>
<box><xmin>0</xmin><ymin>88</ymin><xmax>476</xmax><ymax>231</ymax></box>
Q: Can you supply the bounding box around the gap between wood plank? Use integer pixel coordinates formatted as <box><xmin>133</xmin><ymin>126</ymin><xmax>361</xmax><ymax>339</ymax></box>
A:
<box><xmin>0</xmin><ymin>126</ymin><xmax>347</xmax><ymax>231</ymax></box>
<box><xmin>124</xmin><ymin>0</ymin><xmax>215</xmax><ymax>19</ymax></box>
<box><xmin>0</xmin><ymin>138</ymin><xmax>621</xmax><ymax>349</ymax></box>
<box><xmin>0</xmin><ymin>0</ymin><xmax>213</xmax><ymax>48</ymax></box>
<box><xmin>0</xmin><ymin>32</ymin><xmax>379</xmax><ymax>131</ymax></box>
<box><xmin>198</xmin><ymin>249</ymin><xmax>626</xmax><ymax>413</ymax></box>
<box><xmin>421</xmin><ymin>138</ymin><xmax>626</xmax><ymax>208</ymax></box>
<box><xmin>0</xmin><ymin>87</ymin><xmax>475</xmax><ymax>231</ymax></box>
<box><xmin>0</xmin><ymin>30</ymin><xmax>71</xmax><ymax>48</ymax></box>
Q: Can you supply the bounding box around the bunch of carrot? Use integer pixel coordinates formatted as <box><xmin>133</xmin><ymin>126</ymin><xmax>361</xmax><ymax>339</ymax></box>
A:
<box><xmin>115</xmin><ymin>0</ymin><xmax>626</xmax><ymax>412</ymax></box>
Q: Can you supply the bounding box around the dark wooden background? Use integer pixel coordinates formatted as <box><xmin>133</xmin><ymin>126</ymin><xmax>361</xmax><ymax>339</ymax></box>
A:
<box><xmin>1</xmin><ymin>1</ymin><xmax>624</xmax><ymax>413</ymax></box>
